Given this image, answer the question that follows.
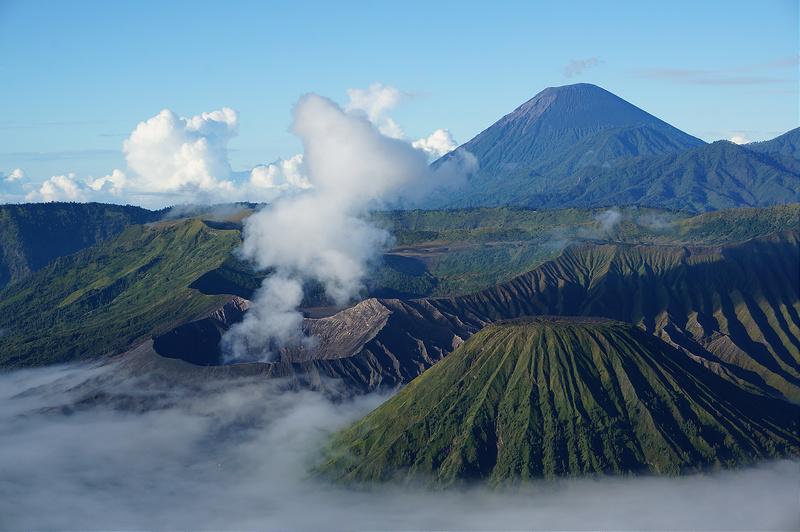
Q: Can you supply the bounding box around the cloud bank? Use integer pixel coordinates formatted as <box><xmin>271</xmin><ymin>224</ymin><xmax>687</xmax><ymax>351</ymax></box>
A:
<box><xmin>0</xmin><ymin>362</ymin><xmax>797</xmax><ymax>531</ymax></box>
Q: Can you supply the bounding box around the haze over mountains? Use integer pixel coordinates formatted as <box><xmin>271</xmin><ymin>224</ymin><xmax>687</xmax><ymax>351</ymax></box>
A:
<box><xmin>433</xmin><ymin>83</ymin><xmax>800</xmax><ymax>210</ymax></box>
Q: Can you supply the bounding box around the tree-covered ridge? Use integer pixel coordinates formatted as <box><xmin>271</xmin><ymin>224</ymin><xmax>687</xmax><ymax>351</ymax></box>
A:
<box><xmin>0</xmin><ymin>202</ymin><xmax>160</xmax><ymax>288</ymax></box>
<box><xmin>0</xmin><ymin>219</ymin><xmax>239</xmax><ymax>367</ymax></box>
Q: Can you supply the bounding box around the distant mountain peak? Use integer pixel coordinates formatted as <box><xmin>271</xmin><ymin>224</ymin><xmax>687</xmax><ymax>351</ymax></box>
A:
<box><xmin>433</xmin><ymin>84</ymin><xmax>705</xmax><ymax>198</ymax></box>
<box><xmin>500</xmin><ymin>82</ymin><xmax>676</xmax><ymax>131</ymax></box>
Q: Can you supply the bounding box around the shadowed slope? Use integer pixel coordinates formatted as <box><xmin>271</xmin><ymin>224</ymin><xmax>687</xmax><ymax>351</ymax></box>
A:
<box><xmin>0</xmin><ymin>219</ymin><xmax>240</xmax><ymax>367</ymax></box>
<box><xmin>322</xmin><ymin>318</ymin><xmax>800</xmax><ymax>485</ymax></box>
<box><xmin>0</xmin><ymin>202</ymin><xmax>159</xmax><ymax>288</ymax></box>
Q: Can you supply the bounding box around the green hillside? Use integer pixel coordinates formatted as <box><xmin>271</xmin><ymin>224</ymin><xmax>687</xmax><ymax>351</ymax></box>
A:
<box><xmin>0</xmin><ymin>219</ymin><xmax>239</xmax><ymax>367</ymax></box>
<box><xmin>0</xmin><ymin>202</ymin><xmax>159</xmax><ymax>287</ymax></box>
<box><xmin>321</xmin><ymin>318</ymin><xmax>800</xmax><ymax>485</ymax></box>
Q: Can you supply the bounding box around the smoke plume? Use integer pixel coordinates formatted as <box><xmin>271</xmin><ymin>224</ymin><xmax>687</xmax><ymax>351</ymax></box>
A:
<box><xmin>222</xmin><ymin>93</ymin><xmax>473</xmax><ymax>361</ymax></box>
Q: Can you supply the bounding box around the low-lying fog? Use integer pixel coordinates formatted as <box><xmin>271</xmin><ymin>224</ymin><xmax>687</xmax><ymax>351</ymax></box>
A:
<box><xmin>1</xmin><ymin>363</ymin><xmax>797</xmax><ymax>531</ymax></box>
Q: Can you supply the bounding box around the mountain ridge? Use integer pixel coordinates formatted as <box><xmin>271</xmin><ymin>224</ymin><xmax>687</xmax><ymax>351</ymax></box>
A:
<box><xmin>439</xmin><ymin>83</ymin><xmax>704</xmax><ymax>182</ymax></box>
<box><xmin>432</xmin><ymin>84</ymin><xmax>799</xmax><ymax>211</ymax></box>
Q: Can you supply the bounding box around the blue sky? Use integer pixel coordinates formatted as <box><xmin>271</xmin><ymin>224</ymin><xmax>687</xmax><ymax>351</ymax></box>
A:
<box><xmin>0</xmin><ymin>0</ymin><xmax>797</xmax><ymax>201</ymax></box>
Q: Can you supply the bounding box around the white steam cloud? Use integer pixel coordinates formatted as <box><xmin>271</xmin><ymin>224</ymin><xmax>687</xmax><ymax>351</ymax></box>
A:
<box><xmin>595</xmin><ymin>208</ymin><xmax>623</xmax><ymax>233</ymax></box>
<box><xmin>222</xmin><ymin>93</ymin><xmax>473</xmax><ymax>361</ymax></box>
<box><xmin>1</xmin><ymin>363</ymin><xmax>797</xmax><ymax>530</ymax></box>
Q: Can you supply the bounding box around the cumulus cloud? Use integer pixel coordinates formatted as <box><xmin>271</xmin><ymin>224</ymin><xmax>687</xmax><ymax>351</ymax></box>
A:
<box><xmin>412</xmin><ymin>128</ymin><xmax>458</xmax><ymax>158</ymax></box>
<box><xmin>3</xmin><ymin>168</ymin><xmax>25</xmax><ymax>182</ymax></box>
<box><xmin>345</xmin><ymin>82</ymin><xmax>407</xmax><ymax>139</ymax></box>
<box><xmin>346</xmin><ymin>83</ymin><xmax>461</xmax><ymax>160</ymax></box>
<box><xmin>222</xmin><ymin>93</ymin><xmax>473</xmax><ymax>361</ymax></box>
<box><xmin>25</xmin><ymin>173</ymin><xmax>87</xmax><ymax>202</ymax></box>
<box><xmin>1</xmin><ymin>362</ymin><xmax>798</xmax><ymax>531</ymax></box>
<box><xmin>123</xmin><ymin>107</ymin><xmax>239</xmax><ymax>194</ymax></box>
<box><xmin>564</xmin><ymin>57</ymin><xmax>603</xmax><ymax>77</ymax></box>
<box><xmin>88</xmin><ymin>168</ymin><xmax>128</xmax><ymax>196</ymax></box>
<box><xmin>248</xmin><ymin>153</ymin><xmax>311</xmax><ymax>190</ymax></box>
<box><xmin>729</xmin><ymin>134</ymin><xmax>751</xmax><ymax>145</ymax></box>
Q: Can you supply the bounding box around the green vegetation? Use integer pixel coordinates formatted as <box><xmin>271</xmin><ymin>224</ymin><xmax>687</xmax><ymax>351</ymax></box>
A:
<box><xmin>0</xmin><ymin>202</ymin><xmax>159</xmax><ymax>288</ymax></box>
<box><xmin>371</xmin><ymin>204</ymin><xmax>800</xmax><ymax>297</ymax></box>
<box><xmin>0</xmin><ymin>219</ymin><xmax>239</xmax><ymax>367</ymax></box>
<box><xmin>321</xmin><ymin>318</ymin><xmax>800</xmax><ymax>485</ymax></box>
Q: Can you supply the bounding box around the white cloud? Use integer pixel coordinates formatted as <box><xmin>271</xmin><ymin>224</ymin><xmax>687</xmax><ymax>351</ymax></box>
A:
<box><xmin>345</xmin><ymin>83</ymin><xmax>407</xmax><ymax>139</ymax></box>
<box><xmin>3</xmin><ymin>168</ymin><xmax>25</xmax><ymax>182</ymax></box>
<box><xmin>25</xmin><ymin>173</ymin><xmax>87</xmax><ymax>202</ymax></box>
<box><xmin>248</xmin><ymin>154</ymin><xmax>311</xmax><ymax>190</ymax></box>
<box><xmin>595</xmin><ymin>208</ymin><xmax>622</xmax><ymax>233</ymax></box>
<box><xmin>729</xmin><ymin>134</ymin><xmax>751</xmax><ymax>145</ymax></box>
<box><xmin>88</xmin><ymin>169</ymin><xmax>128</xmax><ymax>196</ymax></box>
<box><xmin>123</xmin><ymin>107</ymin><xmax>238</xmax><ymax>194</ymax></box>
<box><xmin>412</xmin><ymin>128</ymin><xmax>458</xmax><ymax>158</ymax></box>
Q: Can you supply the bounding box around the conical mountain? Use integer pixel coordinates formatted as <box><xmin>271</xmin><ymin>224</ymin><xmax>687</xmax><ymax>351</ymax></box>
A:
<box><xmin>434</xmin><ymin>83</ymin><xmax>705</xmax><ymax>207</ymax></box>
<box><xmin>432</xmin><ymin>84</ymin><xmax>799</xmax><ymax>211</ymax></box>
<box><xmin>321</xmin><ymin>317</ymin><xmax>799</xmax><ymax>485</ymax></box>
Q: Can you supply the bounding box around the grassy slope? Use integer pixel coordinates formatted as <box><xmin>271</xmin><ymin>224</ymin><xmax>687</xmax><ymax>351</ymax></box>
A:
<box><xmin>0</xmin><ymin>202</ymin><xmax>159</xmax><ymax>288</ymax></box>
<box><xmin>322</xmin><ymin>319</ymin><xmax>800</xmax><ymax>485</ymax></box>
<box><xmin>0</xmin><ymin>219</ymin><xmax>239</xmax><ymax>367</ymax></box>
